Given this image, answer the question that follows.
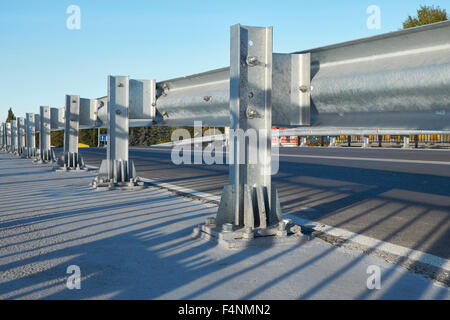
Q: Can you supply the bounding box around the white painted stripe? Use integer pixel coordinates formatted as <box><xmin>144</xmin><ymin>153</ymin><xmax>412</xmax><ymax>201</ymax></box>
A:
<box><xmin>280</xmin><ymin>154</ymin><xmax>450</xmax><ymax>165</ymax></box>
<box><xmin>144</xmin><ymin>147</ymin><xmax>450</xmax><ymax>165</ymax></box>
<box><xmin>285</xmin><ymin>214</ymin><xmax>450</xmax><ymax>272</ymax></box>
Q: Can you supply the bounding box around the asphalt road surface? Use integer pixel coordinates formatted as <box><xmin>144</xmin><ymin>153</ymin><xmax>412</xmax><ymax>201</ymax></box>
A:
<box><xmin>64</xmin><ymin>146</ymin><xmax>450</xmax><ymax>260</ymax></box>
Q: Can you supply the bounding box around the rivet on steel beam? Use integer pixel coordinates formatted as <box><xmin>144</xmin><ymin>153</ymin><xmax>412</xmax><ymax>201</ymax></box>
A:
<box><xmin>203</xmin><ymin>96</ymin><xmax>212</xmax><ymax>102</ymax></box>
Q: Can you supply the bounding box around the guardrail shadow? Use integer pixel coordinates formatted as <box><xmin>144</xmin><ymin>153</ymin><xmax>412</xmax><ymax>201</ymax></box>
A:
<box><xmin>0</xmin><ymin>150</ymin><xmax>447</xmax><ymax>299</ymax></box>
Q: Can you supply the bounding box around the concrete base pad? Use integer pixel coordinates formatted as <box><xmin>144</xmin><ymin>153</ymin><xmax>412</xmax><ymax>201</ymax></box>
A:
<box><xmin>193</xmin><ymin>222</ymin><xmax>312</xmax><ymax>249</ymax></box>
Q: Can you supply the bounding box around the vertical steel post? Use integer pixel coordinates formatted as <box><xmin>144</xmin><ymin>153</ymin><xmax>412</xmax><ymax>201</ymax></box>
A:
<box><xmin>55</xmin><ymin>95</ymin><xmax>86</xmax><ymax>170</ymax></box>
<box><xmin>109</xmin><ymin>76</ymin><xmax>129</xmax><ymax>162</ymax></box>
<box><xmin>216</xmin><ymin>25</ymin><xmax>282</xmax><ymax>229</ymax></box>
<box><xmin>64</xmin><ymin>95</ymin><xmax>81</xmax><ymax>155</ymax></box>
<box><xmin>10</xmin><ymin>119</ymin><xmax>18</xmax><ymax>155</ymax></box>
<box><xmin>24</xmin><ymin>113</ymin><xmax>37</xmax><ymax>158</ymax></box>
<box><xmin>5</xmin><ymin>122</ymin><xmax>11</xmax><ymax>152</ymax></box>
<box><xmin>94</xmin><ymin>76</ymin><xmax>142</xmax><ymax>189</ymax></box>
<box><xmin>403</xmin><ymin>136</ymin><xmax>410</xmax><ymax>149</ymax></box>
<box><xmin>38</xmin><ymin>106</ymin><xmax>54</xmax><ymax>163</ymax></box>
<box><xmin>0</xmin><ymin>123</ymin><xmax>4</xmax><ymax>150</ymax></box>
<box><xmin>362</xmin><ymin>136</ymin><xmax>370</xmax><ymax>148</ymax></box>
<box><xmin>34</xmin><ymin>114</ymin><xmax>40</xmax><ymax>151</ymax></box>
<box><xmin>17</xmin><ymin>117</ymin><xmax>25</xmax><ymax>155</ymax></box>
<box><xmin>300</xmin><ymin>136</ymin><xmax>307</xmax><ymax>147</ymax></box>
<box><xmin>330</xmin><ymin>136</ymin><xmax>337</xmax><ymax>147</ymax></box>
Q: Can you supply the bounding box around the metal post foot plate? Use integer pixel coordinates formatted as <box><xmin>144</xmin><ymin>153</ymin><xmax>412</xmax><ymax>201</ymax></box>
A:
<box><xmin>192</xmin><ymin>218</ymin><xmax>312</xmax><ymax>249</ymax></box>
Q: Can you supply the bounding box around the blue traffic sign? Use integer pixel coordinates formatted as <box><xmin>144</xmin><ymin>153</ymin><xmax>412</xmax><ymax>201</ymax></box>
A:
<box><xmin>100</xmin><ymin>134</ymin><xmax>108</xmax><ymax>142</ymax></box>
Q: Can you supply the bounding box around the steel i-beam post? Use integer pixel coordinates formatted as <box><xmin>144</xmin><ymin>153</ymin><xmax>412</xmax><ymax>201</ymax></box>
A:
<box><xmin>5</xmin><ymin>122</ymin><xmax>11</xmax><ymax>152</ymax></box>
<box><xmin>36</xmin><ymin>106</ymin><xmax>55</xmax><ymax>163</ymax></box>
<box><xmin>34</xmin><ymin>114</ymin><xmax>40</xmax><ymax>154</ymax></box>
<box><xmin>330</xmin><ymin>136</ymin><xmax>337</xmax><ymax>147</ymax></box>
<box><xmin>10</xmin><ymin>119</ymin><xmax>18</xmax><ymax>155</ymax></box>
<box><xmin>362</xmin><ymin>136</ymin><xmax>370</xmax><ymax>148</ymax></box>
<box><xmin>93</xmin><ymin>76</ymin><xmax>143</xmax><ymax>189</ymax></box>
<box><xmin>24</xmin><ymin>113</ymin><xmax>37</xmax><ymax>158</ymax></box>
<box><xmin>215</xmin><ymin>25</ymin><xmax>282</xmax><ymax>231</ymax></box>
<box><xmin>17</xmin><ymin>117</ymin><xmax>25</xmax><ymax>156</ymax></box>
<box><xmin>0</xmin><ymin>123</ymin><xmax>4</xmax><ymax>151</ymax></box>
<box><xmin>55</xmin><ymin>95</ymin><xmax>86</xmax><ymax>170</ymax></box>
<box><xmin>403</xmin><ymin>136</ymin><xmax>411</xmax><ymax>149</ymax></box>
<box><xmin>300</xmin><ymin>136</ymin><xmax>307</xmax><ymax>147</ymax></box>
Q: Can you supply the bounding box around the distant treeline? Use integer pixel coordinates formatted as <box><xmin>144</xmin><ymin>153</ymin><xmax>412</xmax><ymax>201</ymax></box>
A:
<box><xmin>48</xmin><ymin>127</ymin><xmax>223</xmax><ymax>148</ymax></box>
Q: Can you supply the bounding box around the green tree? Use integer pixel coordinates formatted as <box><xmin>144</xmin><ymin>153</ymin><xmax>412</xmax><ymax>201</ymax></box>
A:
<box><xmin>403</xmin><ymin>5</ymin><xmax>448</xmax><ymax>29</ymax></box>
<box><xmin>79</xmin><ymin>129</ymin><xmax>98</xmax><ymax>147</ymax></box>
<box><xmin>6</xmin><ymin>108</ymin><xmax>16</xmax><ymax>123</ymax></box>
<box><xmin>51</xmin><ymin>131</ymin><xmax>64</xmax><ymax>148</ymax></box>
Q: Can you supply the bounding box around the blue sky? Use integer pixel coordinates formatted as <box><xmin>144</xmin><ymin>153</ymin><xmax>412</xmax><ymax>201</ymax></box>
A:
<box><xmin>0</xmin><ymin>0</ymin><xmax>448</xmax><ymax>121</ymax></box>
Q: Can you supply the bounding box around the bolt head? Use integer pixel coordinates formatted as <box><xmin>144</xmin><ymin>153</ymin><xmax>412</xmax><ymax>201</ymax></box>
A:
<box><xmin>246</xmin><ymin>56</ymin><xmax>258</xmax><ymax>66</ymax></box>
<box><xmin>299</xmin><ymin>85</ymin><xmax>309</xmax><ymax>93</ymax></box>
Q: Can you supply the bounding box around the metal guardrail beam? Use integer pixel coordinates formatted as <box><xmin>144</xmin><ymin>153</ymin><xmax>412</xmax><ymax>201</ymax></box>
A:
<box><xmin>296</xmin><ymin>20</ymin><xmax>450</xmax><ymax>131</ymax></box>
<box><xmin>154</xmin><ymin>52</ymin><xmax>311</xmax><ymax>127</ymax></box>
<box><xmin>33</xmin><ymin>21</ymin><xmax>450</xmax><ymax>134</ymax></box>
<box><xmin>25</xmin><ymin>21</ymin><xmax>450</xmax><ymax>137</ymax></box>
<box><xmin>153</xmin><ymin>21</ymin><xmax>450</xmax><ymax>129</ymax></box>
<box><xmin>277</xmin><ymin>128</ymin><xmax>450</xmax><ymax>136</ymax></box>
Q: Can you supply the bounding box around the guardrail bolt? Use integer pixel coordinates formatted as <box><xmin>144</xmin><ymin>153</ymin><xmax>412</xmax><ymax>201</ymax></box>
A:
<box><xmin>246</xmin><ymin>108</ymin><xmax>258</xmax><ymax>119</ymax></box>
<box><xmin>299</xmin><ymin>85</ymin><xmax>309</xmax><ymax>93</ymax></box>
<box><xmin>246</xmin><ymin>56</ymin><xmax>258</xmax><ymax>66</ymax></box>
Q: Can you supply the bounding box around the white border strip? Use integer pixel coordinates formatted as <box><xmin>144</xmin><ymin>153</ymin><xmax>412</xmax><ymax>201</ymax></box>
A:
<box><xmin>285</xmin><ymin>215</ymin><xmax>450</xmax><ymax>272</ymax></box>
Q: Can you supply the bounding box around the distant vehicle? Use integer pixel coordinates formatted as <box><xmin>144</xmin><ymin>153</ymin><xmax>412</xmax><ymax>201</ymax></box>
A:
<box><xmin>272</xmin><ymin>127</ymin><xmax>298</xmax><ymax>147</ymax></box>
<box><xmin>78</xmin><ymin>143</ymin><xmax>90</xmax><ymax>148</ymax></box>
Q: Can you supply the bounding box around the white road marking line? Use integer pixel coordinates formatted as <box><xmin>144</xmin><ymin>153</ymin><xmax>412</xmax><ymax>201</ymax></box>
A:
<box><xmin>286</xmin><ymin>215</ymin><xmax>450</xmax><ymax>272</ymax></box>
<box><xmin>280</xmin><ymin>154</ymin><xmax>450</xmax><ymax>165</ymax></box>
<box><xmin>144</xmin><ymin>147</ymin><xmax>450</xmax><ymax>165</ymax></box>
